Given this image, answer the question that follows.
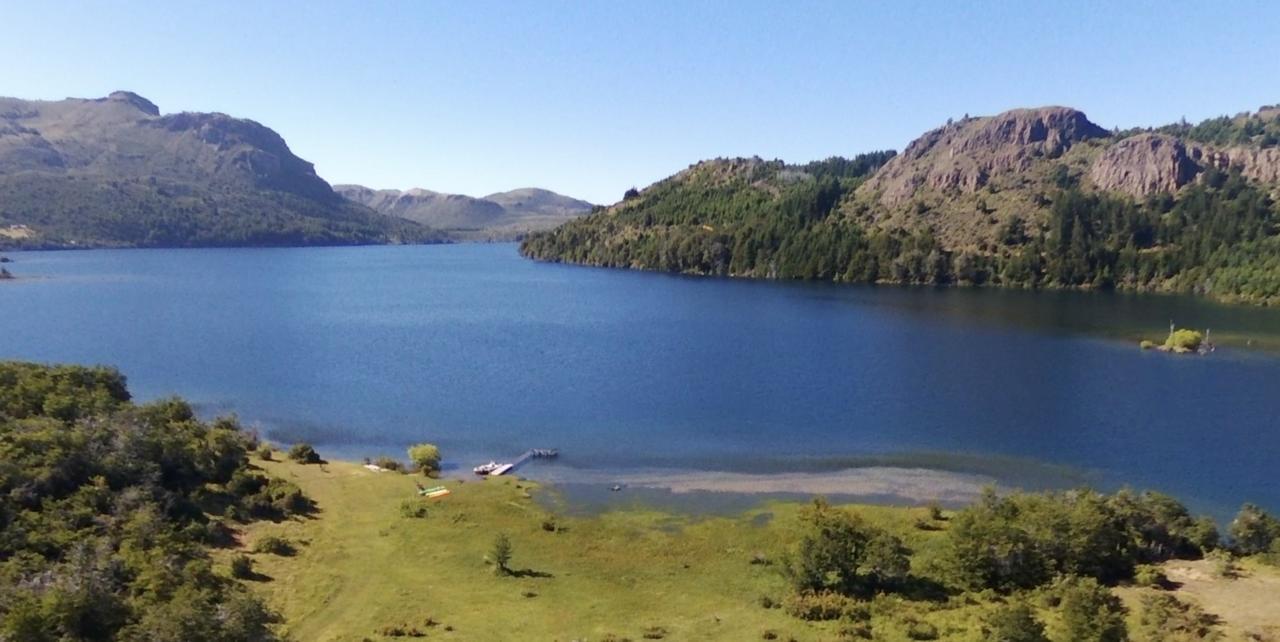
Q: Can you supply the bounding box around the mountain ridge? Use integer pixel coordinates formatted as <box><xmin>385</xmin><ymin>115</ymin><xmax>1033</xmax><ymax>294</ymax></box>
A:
<box><xmin>336</xmin><ymin>184</ymin><xmax>592</xmax><ymax>241</ymax></box>
<box><xmin>0</xmin><ymin>91</ymin><xmax>436</xmax><ymax>248</ymax></box>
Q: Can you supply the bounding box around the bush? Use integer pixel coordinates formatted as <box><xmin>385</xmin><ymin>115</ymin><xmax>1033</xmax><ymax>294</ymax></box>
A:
<box><xmin>373</xmin><ymin>456</ymin><xmax>403</xmax><ymax>472</ymax></box>
<box><xmin>490</xmin><ymin>533</ymin><xmax>513</xmax><ymax>575</ymax></box>
<box><xmin>252</xmin><ymin>536</ymin><xmax>295</xmax><ymax>556</ymax></box>
<box><xmin>1206</xmin><ymin>550</ymin><xmax>1238</xmax><ymax>578</ymax></box>
<box><xmin>1133</xmin><ymin>564</ymin><xmax>1166</xmax><ymax>588</ymax></box>
<box><xmin>407</xmin><ymin>443</ymin><xmax>442</xmax><ymax>476</ymax></box>
<box><xmin>1136</xmin><ymin>593</ymin><xmax>1221</xmax><ymax>641</ymax></box>
<box><xmin>982</xmin><ymin>601</ymin><xmax>1048</xmax><ymax>642</ymax></box>
<box><xmin>782</xmin><ymin>498</ymin><xmax>909</xmax><ymax>597</ymax></box>
<box><xmin>1052</xmin><ymin>576</ymin><xmax>1128</xmax><ymax>642</ymax></box>
<box><xmin>1228</xmin><ymin>503</ymin><xmax>1279</xmax><ymax>555</ymax></box>
<box><xmin>257</xmin><ymin>445</ymin><xmax>274</xmax><ymax>461</ymax></box>
<box><xmin>287</xmin><ymin>442</ymin><xmax>321</xmax><ymax>464</ymax></box>
<box><xmin>905</xmin><ymin>620</ymin><xmax>938</xmax><ymax>640</ymax></box>
<box><xmin>782</xmin><ymin>591</ymin><xmax>868</xmax><ymax>621</ymax></box>
<box><xmin>399</xmin><ymin>500</ymin><xmax>428</xmax><ymax>519</ymax></box>
<box><xmin>541</xmin><ymin>517</ymin><xmax>558</xmax><ymax>532</ymax></box>
<box><xmin>1164</xmin><ymin>329</ymin><xmax>1204</xmax><ymax>353</ymax></box>
<box><xmin>230</xmin><ymin>554</ymin><xmax>254</xmax><ymax>579</ymax></box>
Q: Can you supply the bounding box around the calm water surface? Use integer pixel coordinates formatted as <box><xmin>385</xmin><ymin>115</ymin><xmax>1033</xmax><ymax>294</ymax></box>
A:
<box><xmin>2</xmin><ymin>244</ymin><xmax>1278</xmax><ymax>517</ymax></box>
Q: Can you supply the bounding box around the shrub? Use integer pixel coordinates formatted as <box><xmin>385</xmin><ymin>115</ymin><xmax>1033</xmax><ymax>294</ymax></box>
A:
<box><xmin>373</xmin><ymin>456</ymin><xmax>403</xmax><ymax>472</ymax></box>
<box><xmin>230</xmin><ymin>554</ymin><xmax>254</xmax><ymax>579</ymax></box>
<box><xmin>1140</xmin><ymin>340</ymin><xmax>1157</xmax><ymax>350</ymax></box>
<box><xmin>1164</xmin><ymin>329</ymin><xmax>1203</xmax><ymax>353</ymax></box>
<box><xmin>257</xmin><ymin>445</ymin><xmax>273</xmax><ymax>461</ymax></box>
<box><xmin>399</xmin><ymin>500</ymin><xmax>428</xmax><ymax>519</ymax></box>
<box><xmin>407</xmin><ymin>443</ymin><xmax>442</xmax><ymax>476</ymax></box>
<box><xmin>782</xmin><ymin>591</ymin><xmax>868</xmax><ymax>621</ymax></box>
<box><xmin>1228</xmin><ymin>503</ymin><xmax>1279</xmax><ymax>555</ymax></box>
<box><xmin>540</xmin><ymin>517</ymin><xmax>558</xmax><ymax>532</ymax></box>
<box><xmin>926</xmin><ymin>501</ymin><xmax>944</xmax><ymax>521</ymax></box>
<box><xmin>905</xmin><ymin>620</ymin><xmax>939</xmax><ymax>640</ymax></box>
<box><xmin>1206</xmin><ymin>550</ymin><xmax>1238</xmax><ymax>578</ymax></box>
<box><xmin>641</xmin><ymin>625</ymin><xmax>668</xmax><ymax>639</ymax></box>
<box><xmin>490</xmin><ymin>533</ymin><xmax>513</xmax><ymax>575</ymax></box>
<box><xmin>981</xmin><ymin>601</ymin><xmax>1048</xmax><ymax>642</ymax></box>
<box><xmin>252</xmin><ymin>535</ymin><xmax>295</xmax><ymax>556</ymax></box>
<box><xmin>1052</xmin><ymin>576</ymin><xmax>1128</xmax><ymax>642</ymax></box>
<box><xmin>782</xmin><ymin>498</ymin><xmax>909</xmax><ymax>596</ymax></box>
<box><xmin>1133</xmin><ymin>564</ymin><xmax>1166</xmax><ymax>588</ymax></box>
<box><xmin>1136</xmin><ymin>593</ymin><xmax>1221</xmax><ymax>641</ymax></box>
<box><xmin>287</xmin><ymin>442</ymin><xmax>321</xmax><ymax>464</ymax></box>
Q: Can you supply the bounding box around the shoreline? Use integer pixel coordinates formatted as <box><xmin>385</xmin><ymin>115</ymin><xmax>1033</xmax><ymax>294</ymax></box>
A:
<box><xmin>526</xmin><ymin>465</ymin><xmax>996</xmax><ymax>505</ymax></box>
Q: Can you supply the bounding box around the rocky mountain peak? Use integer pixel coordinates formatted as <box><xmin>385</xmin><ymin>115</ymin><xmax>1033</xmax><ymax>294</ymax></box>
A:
<box><xmin>105</xmin><ymin>91</ymin><xmax>160</xmax><ymax>116</ymax></box>
<box><xmin>863</xmin><ymin>107</ymin><xmax>1109</xmax><ymax>205</ymax></box>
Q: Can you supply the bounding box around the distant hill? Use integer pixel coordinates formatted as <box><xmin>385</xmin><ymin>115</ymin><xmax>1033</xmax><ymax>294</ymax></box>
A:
<box><xmin>337</xmin><ymin>184</ymin><xmax>592</xmax><ymax>241</ymax></box>
<box><xmin>0</xmin><ymin>91</ymin><xmax>436</xmax><ymax>248</ymax></box>
<box><xmin>522</xmin><ymin>104</ymin><xmax>1280</xmax><ymax>304</ymax></box>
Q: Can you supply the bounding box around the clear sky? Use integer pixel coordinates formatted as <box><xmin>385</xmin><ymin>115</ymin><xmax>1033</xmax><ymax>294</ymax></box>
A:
<box><xmin>3</xmin><ymin>1</ymin><xmax>1278</xmax><ymax>204</ymax></box>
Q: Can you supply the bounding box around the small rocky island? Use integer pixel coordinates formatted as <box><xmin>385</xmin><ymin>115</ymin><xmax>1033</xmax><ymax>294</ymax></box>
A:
<box><xmin>0</xmin><ymin>257</ymin><xmax>12</xmax><ymax>280</ymax></box>
<box><xmin>1141</xmin><ymin>324</ymin><xmax>1214</xmax><ymax>355</ymax></box>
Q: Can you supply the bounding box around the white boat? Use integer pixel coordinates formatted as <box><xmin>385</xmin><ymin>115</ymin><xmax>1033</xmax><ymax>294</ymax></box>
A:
<box><xmin>473</xmin><ymin>461</ymin><xmax>503</xmax><ymax>475</ymax></box>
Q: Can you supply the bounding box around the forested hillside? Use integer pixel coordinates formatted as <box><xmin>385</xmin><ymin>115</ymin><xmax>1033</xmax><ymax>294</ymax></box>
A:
<box><xmin>522</xmin><ymin>105</ymin><xmax>1280</xmax><ymax>304</ymax></box>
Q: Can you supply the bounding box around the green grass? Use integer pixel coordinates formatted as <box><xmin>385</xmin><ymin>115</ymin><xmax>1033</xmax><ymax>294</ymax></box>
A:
<box><xmin>227</xmin><ymin>460</ymin><xmax>1280</xmax><ymax>641</ymax></box>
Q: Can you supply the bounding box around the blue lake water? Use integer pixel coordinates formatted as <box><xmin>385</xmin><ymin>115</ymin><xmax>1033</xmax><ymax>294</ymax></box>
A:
<box><xmin>2</xmin><ymin>243</ymin><xmax>1278</xmax><ymax>518</ymax></box>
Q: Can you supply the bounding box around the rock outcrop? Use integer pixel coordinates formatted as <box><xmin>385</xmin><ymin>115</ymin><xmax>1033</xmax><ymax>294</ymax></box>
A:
<box><xmin>1088</xmin><ymin>133</ymin><xmax>1202</xmax><ymax>197</ymax></box>
<box><xmin>862</xmin><ymin>107</ymin><xmax>1109</xmax><ymax>205</ymax></box>
<box><xmin>1089</xmin><ymin>134</ymin><xmax>1280</xmax><ymax>197</ymax></box>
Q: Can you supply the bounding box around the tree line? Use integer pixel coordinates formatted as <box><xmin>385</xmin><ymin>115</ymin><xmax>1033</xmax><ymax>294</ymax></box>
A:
<box><xmin>522</xmin><ymin>159</ymin><xmax>1280</xmax><ymax>305</ymax></box>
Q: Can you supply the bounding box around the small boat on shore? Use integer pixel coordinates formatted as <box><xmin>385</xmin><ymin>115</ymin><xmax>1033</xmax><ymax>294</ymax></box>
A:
<box><xmin>473</xmin><ymin>448</ymin><xmax>558</xmax><ymax>476</ymax></box>
<box><xmin>473</xmin><ymin>461</ymin><xmax>505</xmax><ymax>475</ymax></box>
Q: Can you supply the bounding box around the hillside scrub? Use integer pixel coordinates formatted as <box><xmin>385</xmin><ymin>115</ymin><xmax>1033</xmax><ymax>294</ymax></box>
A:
<box><xmin>0</xmin><ymin>361</ymin><xmax>311</xmax><ymax>640</ymax></box>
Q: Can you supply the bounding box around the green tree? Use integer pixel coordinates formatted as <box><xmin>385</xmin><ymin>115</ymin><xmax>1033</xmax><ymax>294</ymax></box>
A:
<box><xmin>1229</xmin><ymin>503</ymin><xmax>1280</xmax><ymax>555</ymax></box>
<box><xmin>781</xmin><ymin>498</ymin><xmax>909</xmax><ymax>596</ymax></box>
<box><xmin>287</xmin><ymin>442</ymin><xmax>321</xmax><ymax>464</ymax></box>
<box><xmin>1052</xmin><ymin>576</ymin><xmax>1128</xmax><ymax>642</ymax></box>
<box><xmin>983</xmin><ymin>602</ymin><xmax>1049</xmax><ymax>642</ymax></box>
<box><xmin>407</xmin><ymin>442</ymin><xmax>442</xmax><ymax>476</ymax></box>
<box><xmin>490</xmin><ymin>533</ymin><xmax>513</xmax><ymax>576</ymax></box>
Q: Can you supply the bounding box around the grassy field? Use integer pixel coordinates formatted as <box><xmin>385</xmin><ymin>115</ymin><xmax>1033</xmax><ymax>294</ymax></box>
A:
<box><xmin>222</xmin><ymin>459</ymin><xmax>1280</xmax><ymax>641</ymax></box>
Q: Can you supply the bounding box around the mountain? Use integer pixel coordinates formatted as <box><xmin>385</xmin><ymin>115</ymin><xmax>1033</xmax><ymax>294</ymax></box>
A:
<box><xmin>522</xmin><ymin>104</ymin><xmax>1280</xmax><ymax>305</ymax></box>
<box><xmin>0</xmin><ymin>91</ymin><xmax>436</xmax><ymax>248</ymax></box>
<box><xmin>337</xmin><ymin>184</ymin><xmax>592</xmax><ymax>241</ymax></box>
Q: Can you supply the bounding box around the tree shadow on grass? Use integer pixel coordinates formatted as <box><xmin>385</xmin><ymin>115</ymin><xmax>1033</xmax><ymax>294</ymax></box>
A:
<box><xmin>238</xmin><ymin>569</ymin><xmax>274</xmax><ymax>583</ymax></box>
<box><xmin>507</xmin><ymin>568</ymin><xmax>555</xmax><ymax>579</ymax></box>
<box><xmin>893</xmin><ymin>575</ymin><xmax>951</xmax><ymax>603</ymax></box>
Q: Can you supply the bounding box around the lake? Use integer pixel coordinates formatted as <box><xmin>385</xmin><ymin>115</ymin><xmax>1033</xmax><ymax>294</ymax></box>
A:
<box><xmin>2</xmin><ymin>243</ymin><xmax>1278</xmax><ymax>518</ymax></box>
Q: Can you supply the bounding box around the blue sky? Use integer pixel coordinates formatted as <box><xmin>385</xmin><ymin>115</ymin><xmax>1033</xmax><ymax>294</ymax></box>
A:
<box><xmin>3</xmin><ymin>1</ymin><xmax>1278</xmax><ymax>204</ymax></box>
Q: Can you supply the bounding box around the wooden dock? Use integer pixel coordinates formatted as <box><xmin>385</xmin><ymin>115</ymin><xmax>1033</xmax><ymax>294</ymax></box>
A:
<box><xmin>489</xmin><ymin>448</ymin><xmax>558</xmax><ymax>476</ymax></box>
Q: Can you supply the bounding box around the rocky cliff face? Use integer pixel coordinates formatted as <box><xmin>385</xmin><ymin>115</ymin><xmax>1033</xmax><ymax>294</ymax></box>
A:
<box><xmin>862</xmin><ymin>107</ymin><xmax>1110</xmax><ymax>205</ymax></box>
<box><xmin>1089</xmin><ymin>133</ymin><xmax>1280</xmax><ymax>197</ymax></box>
<box><xmin>1088</xmin><ymin>133</ymin><xmax>1201</xmax><ymax>196</ymax></box>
